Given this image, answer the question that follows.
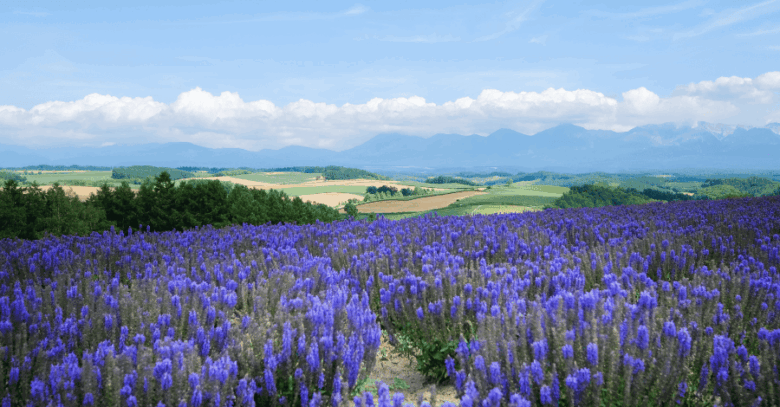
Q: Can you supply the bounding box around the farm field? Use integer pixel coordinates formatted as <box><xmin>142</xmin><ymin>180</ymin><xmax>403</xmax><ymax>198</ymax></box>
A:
<box><xmin>351</xmin><ymin>190</ymin><xmax>486</xmax><ymax>213</ymax></box>
<box><xmin>22</xmin><ymin>170</ymin><xmax>114</xmax><ymax>185</ymax></box>
<box><xmin>1</xmin><ymin>197</ymin><xmax>779</xmax><ymax>406</ymax></box>
<box><xmin>231</xmin><ymin>171</ymin><xmax>322</xmax><ymax>184</ymax></box>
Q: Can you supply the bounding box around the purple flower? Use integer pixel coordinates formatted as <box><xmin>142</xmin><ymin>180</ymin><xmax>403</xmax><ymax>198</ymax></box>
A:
<box><xmin>636</xmin><ymin>325</ymin><xmax>649</xmax><ymax>350</ymax></box>
<box><xmin>678</xmin><ymin>381</ymin><xmax>688</xmax><ymax>401</ymax></box>
<box><xmin>586</xmin><ymin>343</ymin><xmax>598</xmax><ymax>366</ymax></box>
<box><xmin>677</xmin><ymin>328</ymin><xmax>692</xmax><ymax>357</ymax></box>
<box><xmin>530</xmin><ymin>360</ymin><xmax>544</xmax><ymax>385</ymax></box>
<box><xmin>561</xmin><ymin>344</ymin><xmax>574</xmax><ymax>359</ymax></box>
<box><xmin>490</xmin><ymin>362</ymin><xmax>502</xmax><ymax>384</ymax></box>
<box><xmin>509</xmin><ymin>393</ymin><xmax>531</xmax><ymax>407</ymax></box>
<box><xmin>540</xmin><ymin>386</ymin><xmax>552</xmax><ymax>405</ymax></box>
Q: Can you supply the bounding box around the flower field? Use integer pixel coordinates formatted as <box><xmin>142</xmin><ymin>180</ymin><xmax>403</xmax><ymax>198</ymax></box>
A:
<box><xmin>1</xmin><ymin>196</ymin><xmax>779</xmax><ymax>406</ymax></box>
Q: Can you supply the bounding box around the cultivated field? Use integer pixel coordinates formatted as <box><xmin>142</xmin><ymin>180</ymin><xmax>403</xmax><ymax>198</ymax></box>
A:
<box><xmin>349</xmin><ymin>190</ymin><xmax>486</xmax><ymax>213</ymax></box>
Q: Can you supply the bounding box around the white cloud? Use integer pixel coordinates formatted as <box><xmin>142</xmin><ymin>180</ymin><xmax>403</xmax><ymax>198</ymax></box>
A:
<box><xmin>529</xmin><ymin>35</ymin><xmax>548</xmax><ymax>45</ymax></box>
<box><xmin>1</xmin><ymin>71</ymin><xmax>778</xmax><ymax>151</ymax></box>
<box><xmin>674</xmin><ymin>72</ymin><xmax>780</xmax><ymax>103</ymax></box>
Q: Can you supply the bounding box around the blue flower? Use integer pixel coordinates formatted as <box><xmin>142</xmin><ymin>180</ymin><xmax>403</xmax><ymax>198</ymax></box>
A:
<box><xmin>586</xmin><ymin>343</ymin><xmax>598</xmax><ymax>366</ymax></box>
<box><xmin>561</xmin><ymin>344</ymin><xmax>574</xmax><ymax>359</ymax></box>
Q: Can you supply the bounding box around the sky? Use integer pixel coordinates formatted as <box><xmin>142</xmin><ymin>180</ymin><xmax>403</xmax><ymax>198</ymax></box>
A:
<box><xmin>1</xmin><ymin>0</ymin><xmax>780</xmax><ymax>151</ymax></box>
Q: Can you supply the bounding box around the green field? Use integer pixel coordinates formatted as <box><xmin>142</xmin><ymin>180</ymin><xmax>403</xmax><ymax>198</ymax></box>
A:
<box><xmin>23</xmin><ymin>171</ymin><xmax>113</xmax><ymax>185</ymax></box>
<box><xmin>231</xmin><ymin>172</ymin><xmax>322</xmax><ymax>184</ymax></box>
<box><xmin>351</xmin><ymin>184</ymin><xmax>565</xmax><ymax>220</ymax></box>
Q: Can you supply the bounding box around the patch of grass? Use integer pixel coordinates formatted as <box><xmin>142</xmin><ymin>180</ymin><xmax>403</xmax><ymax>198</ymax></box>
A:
<box><xmin>453</xmin><ymin>194</ymin><xmax>558</xmax><ymax>207</ymax></box>
<box><xmin>23</xmin><ymin>171</ymin><xmax>113</xmax><ymax>185</ymax></box>
<box><xmin>485</xmin><ymin>184</ymin><xmax>567</xmax><ymax>197</ymax></box>
<box><xmin>231</xmin><ymin>172</ymin><xmax>321</xmax><ymax>184</ymax></box>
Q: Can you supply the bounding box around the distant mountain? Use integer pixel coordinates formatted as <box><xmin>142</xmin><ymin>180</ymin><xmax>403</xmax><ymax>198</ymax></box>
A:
<box><xmin>1</xmin><ymin>122</ymin><xmax>779</xmax><ymax>171</ymax></box>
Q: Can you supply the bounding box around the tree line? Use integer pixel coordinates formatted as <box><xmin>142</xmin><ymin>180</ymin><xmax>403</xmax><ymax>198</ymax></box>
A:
<box><xmin>268</xmin><ymin>166</ymin><xmax>389</xmax><ymax>180</ymax></box>
<box><xmin>112</xmin><ymin>165</ymin><xmax>195</xmax><ymax>181</ymax></box>
<box><xmin>0</xmin><ymin>171</ymin><xmax>341</xmax><ymax>240</ymax></box>
<box><xmin>424</xmin><ymin>175</ymin><xmax>478</xmax><ymax>186</ymax></box>
<box><xmin>545</xmin><ymin>183</ymin><xmax>778</xmax><ymax>209</ymax></box>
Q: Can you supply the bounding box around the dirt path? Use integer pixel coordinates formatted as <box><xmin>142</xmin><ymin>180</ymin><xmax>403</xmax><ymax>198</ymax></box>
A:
<box><xmin>350</xmin><ymin>190</ymin><xmax>486</xmax><ymax>214</ymax></box>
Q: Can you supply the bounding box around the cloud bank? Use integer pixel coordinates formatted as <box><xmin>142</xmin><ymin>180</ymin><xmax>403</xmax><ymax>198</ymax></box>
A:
<box><xmin>1</xmin><ymin>71</ymin><xmax>778</xmax><ymax>151</ymax></box>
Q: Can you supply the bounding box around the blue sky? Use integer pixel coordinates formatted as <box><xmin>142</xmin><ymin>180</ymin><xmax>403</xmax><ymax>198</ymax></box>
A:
<box><xmin>1</xmin><ymin>0</ymin><xmax>779</xmax><ymax>151</ymax></box>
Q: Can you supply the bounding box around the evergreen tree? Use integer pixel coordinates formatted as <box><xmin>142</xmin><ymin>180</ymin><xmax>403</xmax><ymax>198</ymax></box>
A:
<box><xmin>0</xmin><ymin>180</ymin><xmax>26</xmax><ymax>239</ymax></box>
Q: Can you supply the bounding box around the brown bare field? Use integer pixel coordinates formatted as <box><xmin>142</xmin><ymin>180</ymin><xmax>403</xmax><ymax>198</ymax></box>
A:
<box><xmin>297</xmin><ymin>193</ymin><xmax>364</xmax><ymax>207</ymax></box>
<box><xmin>39</xmin><ymin>185</ymin><xmax>101</xmax><ymax>200</ymax></box>
<box><xmin>180</xmin><ymin>176</ymin><xmax>449</xmax><ymax>192</ymax></box>
<box><xmin>347</xmin><ymin>190</ymin><xmax>486</xmax><ymax>213</ymax></box>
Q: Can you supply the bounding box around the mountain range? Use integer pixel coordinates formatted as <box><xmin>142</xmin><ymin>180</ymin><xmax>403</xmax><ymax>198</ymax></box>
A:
<box><xmin>2</xmin><ymin>122</ymin><xmax>779</xmax><ymax>172</ymax></box>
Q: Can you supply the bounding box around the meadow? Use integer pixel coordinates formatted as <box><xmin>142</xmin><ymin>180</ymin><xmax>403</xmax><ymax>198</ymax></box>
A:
<box><xmin>22</xmin><ymin>171</ymin><xmax>114</xmax><ymax>185</ymax></box>
<box><xmin>231</xmin><ymin>172</ymin><xmax>322</xmax><ymax>184</ymax></box>
<box><xmin>2</xmin><ymin>195</ymin><xmax>778</xmax><ymax>406</ymax></box>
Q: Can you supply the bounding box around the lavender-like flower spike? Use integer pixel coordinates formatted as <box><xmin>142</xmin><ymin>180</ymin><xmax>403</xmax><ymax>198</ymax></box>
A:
<box><xmin>586</xmin><ymin>343</ymin><xmax>598</xmax><ymax>366</ymax></box>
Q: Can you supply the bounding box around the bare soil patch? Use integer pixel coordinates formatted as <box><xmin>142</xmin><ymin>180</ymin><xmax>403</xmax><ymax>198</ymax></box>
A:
<box><xmin>349</xmin><ymin>191</ymin><xmax>486</xmax><ymax>213</ymax></box>
<box><xmin>38</xmin><ymin>185</ymin><xmax>101</xmax><ymax>201</ymax></box>
<box><xmin>298</xmin><ymin>193</ymin><xmax>364</xmax><ymax>207</ymax></box>
<box><xmin>364</xmin><ymin>335</ymin><xmax>459</xmax><ymax>406</ymax></box>
<box><xmin>182</xmin><ymin>176</ymin><xmax>401</xmax><ymax>189</ymax></box>
<box><xmin>179</xmin><ymin>176</ymin><xmax>449</xmax><ymax>192</ymax></box>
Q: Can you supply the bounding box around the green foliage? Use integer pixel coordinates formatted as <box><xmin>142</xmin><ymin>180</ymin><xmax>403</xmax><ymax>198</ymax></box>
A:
<box><xmin>416</xmin><ymin>338</ymin><xmax>459</xmax><ymax>383</ymax></box>
<box><xmin>214</xmin><ymin>169</ymin><xmax>254</xmax><ymax>177</ymax></box>
<box><xmin>425</xmin><ymin>175</ymin><xmax>479</xmax><ymax>186</ymax></box>
<box><xmin>112</xmin><ymin>165</ymin><xmax>194</xmax><ymax>181</ymax></box>
<box><xmin>0</xmin><ymin>171</ymin><xmax>342</xmax><ymax>240</ymax></box>
<box><xmin>266</xmin><ymin>166</ymin><xmax>389</xmax><ymax>180</ymax></box>
<box><xmin>549</xmin><ymin>184</ymin><xmax>655</xmax><ymax>209</ymax></box>
<box><xmin>701</xmin><ymin>176</ymin><xmax>780</xmax><ymax>196</ymax></box>
<box><xmin>362</xmin><ymin>186</ymin><xmax>435</xmax><ymax>202</ymax></box>
<box><xmin>696</xmin><ymin>184</ymin><xmax>746</xmax><ymax>200</ymax></box>
<box><xmin>639</xmin><ymin>188</ymin><xmax>694</xmax><ymax>202</ymax></box>
<box><xmin>344</xmin><ymin>202</ymin><xmax>359</xmax><ymax>218</ymax></box>
<box><xmin>0</xmin><ymin>170</ymin><xmax>26</xmax><ymax>183</ymax></box>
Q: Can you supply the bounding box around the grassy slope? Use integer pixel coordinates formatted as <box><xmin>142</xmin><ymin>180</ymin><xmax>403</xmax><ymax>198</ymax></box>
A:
<box><xmin>358</xmin><ymin>184</ymin><xmax>565</xmax><ymax>219</ymax></box>
<box><xmin>231</xmin><ymin>172</ymin><xmax>322</xmax><ymax>184</ymax></box>
<box><xmin>23</xmin><ymin>171</ymin><xmax>114</xmax><ymax>185</ymax></box>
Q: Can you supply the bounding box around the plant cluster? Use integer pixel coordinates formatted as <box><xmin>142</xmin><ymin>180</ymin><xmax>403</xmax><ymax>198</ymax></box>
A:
<box><xmin>112</xmin><ymin>166</ymin><xmax>195</xmax><ymax>181</ymax></box>
<box><xmin>364</xmin><ymin>186</ymin><xmax>432</xmax><ymax>202</ymax></box>
<box><xmin>0</xmin><ymin>173</ymin><xmax>341</xmax><ymax>240</ymax></box>
<box><xmin>337</xmin><ymin>197</ymin><xmax>780</xmax><ymax>406</ymax></box>
<box><xmin>0</xmin><ymin>223</ymin><xmax>380</xmax><ymax>406</ymax></box>
<box><xmin>265</xmin><ymin>167</ymin><xmax>389</xmax><ymax>181</ymax></box>
<box><xmin>0</xmin><ymin>171</ymin><xmax>26</xmax><ymax>183</ymax></box>
<box><xmin>214</xmin><ymin>170</ymin><xmax>255</xmax><ymax>177</ymax></box>
<box><xmin>424</xmin><ymin>177</ymin><xmax>478</xmax><ymax>187</ymax></box>
<box><xmin>2</xmin><ymin>194</ymin><xmax>780</xmax><ymax>406</ymax></box>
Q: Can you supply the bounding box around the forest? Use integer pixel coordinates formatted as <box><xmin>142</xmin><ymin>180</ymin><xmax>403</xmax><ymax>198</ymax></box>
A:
<box><xmin>0</xmin><ymin>171</ymin><xmax>341</xmax><ymax>240</ymax></box>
